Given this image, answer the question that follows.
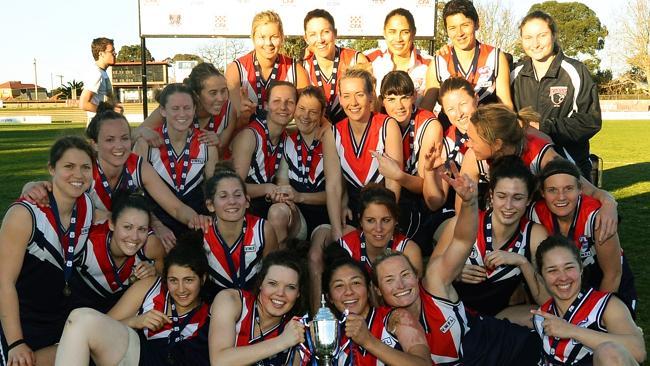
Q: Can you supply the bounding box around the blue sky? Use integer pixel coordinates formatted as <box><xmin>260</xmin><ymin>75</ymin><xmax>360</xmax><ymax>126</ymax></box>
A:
<box><xmin>0</xmin><ymin>0</ymin><xmax>622</xmax><ymax>89</ymax></box>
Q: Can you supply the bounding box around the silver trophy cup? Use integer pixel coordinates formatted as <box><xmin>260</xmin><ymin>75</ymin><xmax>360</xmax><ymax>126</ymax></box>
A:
<box><xmin>312</xmin><ymin>295</ymin><xmax>339</xmax><ymax>366</ymax></box>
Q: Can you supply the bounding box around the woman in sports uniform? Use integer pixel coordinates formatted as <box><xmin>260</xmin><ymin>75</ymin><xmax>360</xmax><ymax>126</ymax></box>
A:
<box><xmin>531</xmin><ymin>236</ymin><xmax>645</xmax><ymax>365</ymax></box>
<box><xmin>208</xmin><ymin>249</ymin><xmax>309</xmax><ymax>366</ymax></box>
<box><xmin>323</xmin><ymin>255</ymin><xmax>430</xmax><ymax>365</ymax></box>
<box><xmin>421</xmin><ymin>0</ymin><xmax>513</xmax><ymax>111</ymax></box>
<box><xmin>270</xmin><ymin>86</ymin><xmax>329</xmax><ymax>244</ymax></box>
<box><xmin>374</xmin><ymin>164</ymin><xmax>541</xmax><ymax>366</ymax></box>
<box><xmin>321</xmin><ymin>67</ymin><xmax>403</xmax><ymax>239</ymax></box>
<box><xmin>22</xmin><ymin>109</ymin><xmax>211</xmax><ymax>250</ymax></box>
<box><xmin>72</xmin><ymin>191</ymin><xmax>165</xmax><ymax>313</ymax></box>
<box><xmin>201</xmin><ymin>163</ymin><xmax>278</xmax><ymax>300</ymax></box>
<box><xmin>302</xmin><ymin>9</ymin><xmax>369</xmax><ymax>124</ymax></box>
<box><xmin>0</xmin><ymin>136</ymin><xmax>94</xmax><ymax>366</ymax></box>
<box><xmin>375</xmin><ymin>70</ymin><xmax>443</xmax><ymax>254</ymax></box>
<box><xmin>230</xmin><ymin>81</ymin><xmax>297</xmax><ymax>247</ymax></box>
<box><xmin>433</xmin><ymin>155</ymin><xmax>548</xmax><ymax>320</ymax></box>
<box><xmin>364</xmin><ymin>8</ymin><xmax>431</xmax><ymax>105</ymax></box>
<box><xmin>457</xmin><ymin>103</ymin><xmax>618</xmax><ymax>241</ymax></box>
<box><xmin>55</xmin><ymin>234</ymin><xmax>212</xmax><ymax>366</ymax></box>
<box><xmin>530</xmin><ymin>158</ymin><xmax>637</xmax><ymax>317</ymax></box>
<box><xmin>135</xmin><ymin>62</ymin><xmax>238</xmax><ymax>158</ymax></box>
<box><xmin>133</xmin><ymin>83</ymin><xmax>218</xmax><ymax>240</ymax></box>
<box><xmin>226</xmin><ymin>10</ymin><xmax>309</xmax><ymax>123</ymax></box>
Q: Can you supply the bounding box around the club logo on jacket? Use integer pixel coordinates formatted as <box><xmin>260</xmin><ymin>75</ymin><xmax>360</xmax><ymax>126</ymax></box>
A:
<box><xmin>549</xmin><ymin>86</ymin><xmax>568</xmax><ymax>107</ymax></box>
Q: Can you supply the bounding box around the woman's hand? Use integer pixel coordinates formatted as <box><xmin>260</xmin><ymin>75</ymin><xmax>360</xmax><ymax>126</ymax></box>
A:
<box><xmin>239</xmin><ymin>87</ymin><xmax>256</xmax><ymax>122</ymax></box>
<box><xmin>457</xmin><ymin>264</ymin><xmax>487</xmax><ymax>284</ymax></box>
<box><xmin>198</xmin><ymin>129</ymin><xmax>221</xmax><ymax>148</ymax></box>
<box><xmin>345</xmin><ymin>314</ymin><xmax>372</xmax><ymax>347</ymax></box>
<box><xmin>531</xmin><ymin>309</ymin><xmax>576</xmax><ymax>339</ymax></box>
<box><xmin>371</xmin><ymin>151</ymin><xmax>404</xmax><ymax>181</ymax></box>
<box><xmin>485</xmin><ymin>250</ymin><xmax>526</xmax><ymax>270</ymax></box>
<box><xmin>423</xmin><ymin>141</ymin><xmax>445</xmax><ymax>172</ymax></box>
<box><xmin>131</xmin><ymin>309</ymin><xmax>172</xmax><ymax>331</ymax></box>
<box><xmin>133</xmin><ymin>262</ymin><xmax>156</xmax><ymax>280</ymax></box>
<box><xmin>439</xmin><ymin>162</ymin><xmax>477</xmax><ymax>203</ymax></box>
<box><xmin>21</xmin><ymin>181</ymin><xmax>52</xmax><ymax>207</ymax></box>
<box><xmin>152</xmin><ymin>223</ymin><xmax>177</xmax><ymax>252</ymax></box>
<box><xmin>137</xmin><ymin>126</ymin><xmax>164</xmax><ymax>147</ymax></box>
<box><xmin>279</xmin><ymin>319</ymin><xmax>305</xmax><ymax>349</ymax></box>
<box><xmin>7</xmin><ymin>343</ymin><xmax>36</xmax><ymax>366</ymax></box>
<box><xmin>270</xmin><ymin>185</ymin><xmax>297</xmax><ymax>203</ymax></box>
<box><xmin>187</xmin><ymin>214</ymin><xmax>212</xmax><ymax>233</ymax></box>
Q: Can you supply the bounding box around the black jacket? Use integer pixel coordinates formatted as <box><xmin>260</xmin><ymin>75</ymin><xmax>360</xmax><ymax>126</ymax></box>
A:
<box><xmin>511</xmin><ymin>51</ymin><xmax>601</xmax><ymax>178</ymax></box>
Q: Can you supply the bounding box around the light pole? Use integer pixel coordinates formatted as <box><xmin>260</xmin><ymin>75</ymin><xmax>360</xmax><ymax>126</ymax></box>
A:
<box><xmin>33</xmin><ymin>58</ymin><xmax>38</xmax><ymax>100</ymax></box>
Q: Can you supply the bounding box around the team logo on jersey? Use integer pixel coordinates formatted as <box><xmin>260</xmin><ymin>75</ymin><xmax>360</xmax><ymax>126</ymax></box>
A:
<box><xmin>191</xmin><ymin>158</ymin><xmax>206</xmax><ymax>164</ymax></box>
<box><xmin>244</xmin><ymin>245</ymin><xmax>256</xmax><ymax>252</ymax></box>
<box><xmin>549</xmin><ymin>86</ymin><xmax>568</xmax><ymax>107</ymax></box>
<box><xmin>439</xmin><ymin>316</ymin><xmax>456</xmax><ymax>333</ymax></box>
<box><xmin>81</xmin><ymin>226</ymin><xmax>90</xmax><ymax>235</ymax></box>
<box><xmin>469</xmin><ymin>247</ymin><xmax>478</xmax><ymax>259</ymax></box>
<box><xmin>382</xmin><ymin>337</ymin><xmax>396</xmax><ymax>347</ymax></box>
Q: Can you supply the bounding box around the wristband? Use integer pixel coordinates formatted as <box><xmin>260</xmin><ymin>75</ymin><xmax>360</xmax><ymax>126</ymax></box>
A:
<box><xmin>7</xmin><ymin>339</ymin><xmax>25</xmax><ymax>351</ymax></box>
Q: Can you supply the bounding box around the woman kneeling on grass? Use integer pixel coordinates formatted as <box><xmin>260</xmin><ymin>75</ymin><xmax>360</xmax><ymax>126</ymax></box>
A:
<box><xmin>55</xmin><ymin>234</ymin><xmax>212</xmax><ymax>366</ymax></box>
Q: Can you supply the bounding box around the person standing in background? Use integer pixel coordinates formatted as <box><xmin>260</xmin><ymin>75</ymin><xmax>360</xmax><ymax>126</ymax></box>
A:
<box><xmin>80</xmin><ymin>37</ymin><xmax>120</xmax><ymax>124</ymax></box>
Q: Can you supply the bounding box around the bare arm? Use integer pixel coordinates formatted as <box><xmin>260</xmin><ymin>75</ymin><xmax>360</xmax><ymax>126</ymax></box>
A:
<box><xmin>205</xmin><ymin>144</ymin><xmax>219</xmax><ymax>180</ymax></box>
<box><xmin>209</xmin><ymin>289</ymin><xmax>304</xmax><ymax>366</ymax></box>
<box><xmin>79</xmin><ymin>89</ymin><xmax>97</xmax><ymax>113</ymax></box>
<box><xmin>454</xmin><ymin>148</ymin><xmax>480</xmax><ymax>214</ymax></box>
<box><xmin>404</xmin><ymin>240</ymin><xmax>424</xmax><ymax>278</ymax></box>
<box><xmin>107</xmin><ymin>276</ymin><xmax>157</xmax><ymax>323</ymax></box>
<box><xmin>495</xmin><ymin>51</ymin><xmax>514</xmax><ymax>109</ymax></box>
<box><xmin>143</xmin><ymin>234</ymin><xmax>166</xmax><ymax>274</ymax></box>
<box><xmin>231</xmin><ymin>128</ymin><xmax>276</xmax><ymax>199</ymax></box>
<box><xmin>322</xmin><ymin>128</ymin><xmax>344</xmax><ymax>239</ymax></box>
<box><xmin>382</xmin><ymin>118</ymin><xmax>404</xmax><ymax>202</ymax></box>
<box><xmin>420</xmin><ymin>62</ymin><xmax>441</xmax><ymax>112</ymax></box>
<box><xmin>294</xmin><ymin>63</ymin><xmax>310</xmax><ymax>90</ymax></box>
<box><xmin>594</xmin><ymin>230</ymin><xmax>623</xmax><ymax>293</ymax></box>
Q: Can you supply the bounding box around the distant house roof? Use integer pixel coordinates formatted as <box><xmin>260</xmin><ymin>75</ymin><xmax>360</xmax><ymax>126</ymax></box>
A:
<box><xmin>113</xmin><ymin>61</ymin><xmax>169</xmax><ymax>66</ymax></box>
<box><xmin>0</xmin><ymin>81</ymin><xmax>46</xmax><ymax>90</ymax></box>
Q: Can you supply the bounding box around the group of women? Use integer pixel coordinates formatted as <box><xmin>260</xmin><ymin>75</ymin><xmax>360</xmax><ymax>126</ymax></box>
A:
<box><xmin>0</xmin><ymin>1</ymin><xmax>645</xmax><ymax>365</ymax></box>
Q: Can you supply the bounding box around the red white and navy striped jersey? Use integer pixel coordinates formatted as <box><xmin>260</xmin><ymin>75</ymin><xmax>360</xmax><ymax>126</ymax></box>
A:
<box><xmin>533</xmin><ymin>288</ymin><xmax>611</xmax><ymax>365</ymax></box>
<box><xmin>333</xmin><ymin>113</ymin><xmax>390</xmax><ymax>189</ymax></box>
<box><xmin>364</xmin><ymin>47</ymin><xmax>431</xmax><ymax>104</ymax></box>
<box><xmin>195</xmin><ymin>100</ymin><xmax>232</xmax><ymax>136</ymax></box>
<box><xmin>12</xmin><ymin>195</ymin><xmax>93</xmax><ymax>323</ymax></box>
<box><xmin>147</xmin><ymin>126</ymin><xmax>208</xmax><ymax>198</ymax></box>
<box><xmin>478</xmin><ymin>133</ymin><xmax>554</xmax><ymax>182</ymax></box>
<box><xmin>203</xmin><ymin>214</ymin><xmax>266</xmax><ymax>293</ymax></box>
<box><xmin>283</xmin><ymin>132</ymin><xmax>325</xmax><ymax>193</ymax></box>
<box><xmin>304</xmin><ymin>47</ymin><xmax>360</xmax><ymax>123</ymax></box>
<box><xmin>89</xmin><ymin>153</ymin><xmax>143</xmax><ymax>212</ymax></box>
<box><xmin>139</xmin><ymin>277</ymin><xmax>210</xmax><ymax>341</ymax></box>
<box><xmin>246</xmin><ymin>118</ymin><xmax>286</xmax><ymax>184</ymax></box>
<box><xmin>434</xmin><ymin>42</ymin><xmax>500</xmax><ymax>104</ymax></box>
<box><xmin>402</xmin><ymin>108</ymin><xmax>436</xmax><ymax>175</ymax></box>
<box><xmin>455</xmin><ymin>211</ymin><xmax>534</xmax><ymax>315</ymax></box>
<box><xmin>235</xmin><ymin>52</ymin><xmax>298</xmax><ymax>112</ymax></box>
<box><xmin>419</xmin><ymin>285</ymin><xmax>469</xmax><ymax>366</ymax></box>
<box><xmin>76</xmin><ymin>222</ymin><xmax>151</xmax><ymax>298</ymax></box>
<box><xmin>443</xmin><ymin>124</ymin><xmax>469</xmax><ymax>168</ymax></box>
<box><xmin>529</xmin><ymin>194</ymin><xmax>600</xmax><ymax>270</ymax></box>
<box><xmin>335</xmin><ymin>306</ymin><xmax>401</xmax><ymax>366</ymax></box>
<box><xmin>338</xmin><ymin>230</ymin><xmax>410</xmax><ymax>275</ymax></box>
<box><xmin>234</xmin><ymin>290</ymin><xmax>292</xmax><ymax>365</ymax></box>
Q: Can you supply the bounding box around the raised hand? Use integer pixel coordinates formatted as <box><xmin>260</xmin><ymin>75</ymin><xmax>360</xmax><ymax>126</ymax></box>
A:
<box><xmin>438</xmin><ymin>162</ymin><xmax>477</xmax><ymax>203</ymax></box>
<box><xmin>239</xmin><ymin>86</ymin><xmax>256</xmax><ymax>120</ymax></box>
<box><xmin>371</xmin><ymin>151</ymin><xmax>403</xmax><ymax>181</ymax></box>
<box><xmin>423</xmin><ymin>141</ymin><xmax>445</xmax><ymax>172</ymax></box>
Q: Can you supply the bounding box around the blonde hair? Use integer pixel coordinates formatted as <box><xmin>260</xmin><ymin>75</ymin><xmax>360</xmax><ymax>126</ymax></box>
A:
<box><xmin>470</xmin><ymin>104</ymin><xmax>539</xmax><ymax>149</ymax></box>
<box><xmin>340</xmin><ymin>66</ymin><xmax>376</xmax><ymax>96</ymax></box>
<box><xmin>251</xmin><ymin>10</ymin><xmax>284</xmax><ymax>39</ymax></box>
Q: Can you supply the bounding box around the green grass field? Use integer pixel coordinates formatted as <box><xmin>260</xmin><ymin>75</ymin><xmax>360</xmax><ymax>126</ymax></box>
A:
<box><xmin>0</xmin><ymin>120</ymin><xmax>649</xmax><ymax>346</ymax></box>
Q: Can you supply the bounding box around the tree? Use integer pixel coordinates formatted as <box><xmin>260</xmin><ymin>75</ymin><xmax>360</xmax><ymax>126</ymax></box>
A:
<box><xmin>619</xmin><ymin>0</ymin><xmax>650</xmax><ymax>95</ymax></box>
<box><xmin>172</xmin><ymin>53</ymin><xmax>203</xmax><ymax>62</ymax></box>
<box><xmin>282</xmin><ymin>37</ymin><xmax>307</xmax><ymax>60</ymax></box>
<box><xmin>197</xmin><ymin>39</ymin><xmax>249</xmax><ymax>72</ymax></box>
<box><xmin>475</xmin><ymin>0</ymin><xmax>519</xmax><ymax>54</ymax></box>
<box><xmin>116</xmin><ymin>44</ymin><xmax>154</xmax><ymax>62</ymax></box>
<box><xmin>528</xmin><ymin>1</ymin><xmax>607</xmax><ymax>73</ymax></box>
<box><xmin>51</xmin><ymin>80</ymin><xmax>84</xmax><ymax>100</ymax></box>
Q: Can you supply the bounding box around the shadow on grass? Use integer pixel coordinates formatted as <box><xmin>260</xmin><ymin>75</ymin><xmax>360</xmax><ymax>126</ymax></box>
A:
<box><xmin>601</xmin><ymin>162</ymin><xmax>650</xmax><ymax>193</ymax></box>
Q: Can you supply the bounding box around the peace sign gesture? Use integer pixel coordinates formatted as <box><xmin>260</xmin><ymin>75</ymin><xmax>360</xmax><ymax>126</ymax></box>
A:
<box><xmin>439</xmin><ymin>162</ymin><xmax>477</xmax><ymax>203</ymax></box>
<box><xmin>423</xmin><ymin>140</ymin><xmax>446</xmax><ymax>172</ymax></box>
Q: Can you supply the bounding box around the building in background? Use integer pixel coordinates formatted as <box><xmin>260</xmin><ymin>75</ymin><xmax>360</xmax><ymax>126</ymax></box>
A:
<box><xmin>0</xmin><ymin>81</ymin><xmax>48</xmax><ymax>101</ymax></box>
<box><xmin>111</xmin><ymin>62</ymin><xmax>169</xmax><ymax>103</ymax></box>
